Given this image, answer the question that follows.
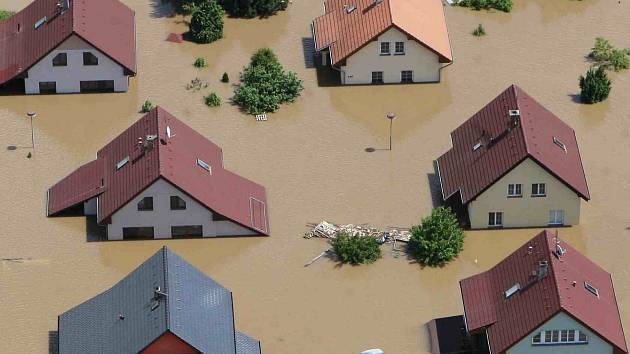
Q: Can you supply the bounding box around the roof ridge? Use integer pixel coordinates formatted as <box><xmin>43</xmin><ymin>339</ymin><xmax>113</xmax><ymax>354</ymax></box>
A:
<box><xmin>162</xmin><ymin>246</ymin><xmax>170</xmax><ymax>330</ymax></box>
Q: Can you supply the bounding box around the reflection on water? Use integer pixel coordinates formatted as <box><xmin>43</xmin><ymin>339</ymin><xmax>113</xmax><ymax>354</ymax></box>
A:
<box><xmin>1</xmin><ymin>0</ymin><xmax>630</xmax><ymax>353</ymax></box>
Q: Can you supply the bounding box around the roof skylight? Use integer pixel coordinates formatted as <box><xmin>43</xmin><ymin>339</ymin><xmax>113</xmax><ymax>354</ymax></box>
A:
<box><xmin>505</xmin><ymin>283</ymin><xmax>521</xmax><ymax>299</ymax></box>
<box><xmin>34</xmin><ymin>16</ymin><xmax>47</xmax><ymax>29</ymax></box>
<box><xmin>473</xmin><ymin>141</ymin><xmax>482</xmax><ymax>152</ymax></box>
<box><xmin>553</xmin><ymin>137</ymin><xmax>567</xmax><ymax>152</ymax></box>
<box><xmin>584</xmin><ymin>282</ymin><xmax>599</xmax><ymax>298</ymax></box>
<box><xmin>196</xmin><ymin>158</ymin><xmax>212</xmax><ymax>174</ymax></box>
<box><xmin>116</xmin><ymin>156</ymin><xmax>129</xmax><ymax>170</ymax></box>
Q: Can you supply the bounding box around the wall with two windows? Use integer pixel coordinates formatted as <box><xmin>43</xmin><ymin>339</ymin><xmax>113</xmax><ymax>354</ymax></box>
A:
<box><xmin>107</xmin><ymin>178</ymin><xmax>257</xmax><ymax>240</ymax></box>
<box><xmin>340</xmin><ymin>27</ymin><xmax>442</xmax><ymax>85</ymax></box>
<box><xmin>506</xmin><ymin>312</ymin><xmax>612</xmax><ymax>354</ymax></box>
<box><xmin>25</xmin><ymin>35</ymin><xmax>129</xmax><ymax>94</ymax></box>
<box><xmin>468</xmin><ymin>158</ymin><xmax>582</xmax><ymax>229</ymax></box>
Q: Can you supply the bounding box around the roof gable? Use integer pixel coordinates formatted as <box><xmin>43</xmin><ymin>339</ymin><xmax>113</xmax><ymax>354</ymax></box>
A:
<box><xmin>460</xmin><ymin>230</ymin><xmax>627</xmax><ymax>354</ymax></box>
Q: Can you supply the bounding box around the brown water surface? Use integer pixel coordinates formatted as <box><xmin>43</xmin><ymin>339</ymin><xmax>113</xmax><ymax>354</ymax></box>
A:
<box><xmin>1</xmin><ymin>0</ymin><xmax>630</xmax><ymax>353</ymax></box>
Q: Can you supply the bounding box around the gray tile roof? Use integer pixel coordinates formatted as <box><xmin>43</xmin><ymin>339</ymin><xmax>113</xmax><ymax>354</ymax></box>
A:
<box><xmin>59</xmin><ymin>247</ymin><xmax>261</xmax><ymax>354</ymax></box>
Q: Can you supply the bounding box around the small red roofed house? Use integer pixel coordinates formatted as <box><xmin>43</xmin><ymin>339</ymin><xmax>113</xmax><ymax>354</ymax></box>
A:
<box><xmin>46</xmin><ymin>107</ymin><xmax>269</xmax><ymax>240</ymax></box>
<box><xmin>460</xmin><ymin>230</ymin><xmax>627</xmax><ymax>354</ymax></box>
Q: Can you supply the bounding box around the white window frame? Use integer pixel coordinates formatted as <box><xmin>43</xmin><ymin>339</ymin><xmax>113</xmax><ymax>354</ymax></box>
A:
<box><xmin>549</xmin><ymin>210</ymin><xmax>564</xmax><ymax>225</ymax></box>
<box><xmin>584</xmin><ymin>282</ymin><xmax>599</xmax><ymax>297</ymax></box>
<box><xmin>532</xmin><ymin>183</ymin><xmax>546</xmax><ymax>197</ymax></box>
<box><xmin>380</xmin><ymin>42</ymin><xmax>390</xmax><ymax>55</ymax></box>
<box><xmin>507</xmin><ymin>183</ymin><xmax>522</xmax><ymax>198</ymax></box>
<box><xmin>532</xmin><ymin>329</ymin><xmax>588</xmax><ymax>345</ymax></box>
<box><xmin>394</xmin><ymin>41</ymin><xmax>405</xmax><ymax>55</ymax></box>
<box><xmin>488</xmin><ymin>212</ymin><xmax>503</xmax><ymax>227</ymax></box>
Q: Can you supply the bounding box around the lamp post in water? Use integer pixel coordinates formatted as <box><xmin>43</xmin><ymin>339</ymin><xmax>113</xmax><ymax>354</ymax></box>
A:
<box><xmin>27</xmin><ymin>112</ymin><xmax>36</xmax><ymax>149</ymax></box>
<box><xmin>387</xmin><ymin>112</ymin><xmax>396</xmax><ymax>150</ymax></box>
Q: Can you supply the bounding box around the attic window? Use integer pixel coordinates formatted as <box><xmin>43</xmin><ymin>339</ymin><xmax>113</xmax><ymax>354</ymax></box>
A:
<box><xmin>504</xmin><ymin>283</ymin><xmax>520</xmax><ymax>299</ymax></box>
<box><xmin>116</xmin><ymin>156</ymin><xmax>129</xmax><ymax>170</ymax></box>
<box><xmin>196</xmin><ymin>158</ymin><xmax>212</xmax><ymax>173</ymax></box>
<box><xmin>584</xmin><ymin>282</ymin><xmax>599</xmax><ymax>297</ymax></box>
<box><xmin>34</xmin><ymin>16</ymin><xmax>47</xmax><ymax>29</ymax></box>
<box><xmin>472</xmin><ymin>142</ymin><xmax>482</xmax><ymax>151</ymax></box>
<box><xmin>553</xmin><ymin>137</ymin><xmax>567</xmax><ymax>152</ymax></box>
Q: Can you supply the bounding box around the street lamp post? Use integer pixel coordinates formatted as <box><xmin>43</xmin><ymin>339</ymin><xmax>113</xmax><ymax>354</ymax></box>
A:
<box><xmin>386</xmin><ymin>112</ymin><xmax>396</xmax><ymax>150</ymax></box>
<box><xmin>27</xmin><ymin>112</ymin><xmax>36</xmax><ymax>149</ymax></box>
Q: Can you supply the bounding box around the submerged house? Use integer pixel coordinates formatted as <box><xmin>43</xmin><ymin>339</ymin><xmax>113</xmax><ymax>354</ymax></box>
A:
<box><xmin>437</xmin><ymin>85</ymin><xmax>590</xmax><ymax>229</ymax></box>
<box><xmin>47</xmin><ymin>107</ymin><xmax>269</xmax><ymax>240</ymax></box>
<box><xmin>58</xmin><ymin>247</ymin><xmax>262</xmax><ymax>354</ymax></box>
<box><xmin>0</xmin><ymin>0</ymin><xmax>136</xmax><ymax>94</ymax></box>
<box><xmin>460</xmin><ymin>230</ymin><xmax>627</xmax><ymax>354</ymax></box>
<box><xmin>311</xmin><ymin>0</ymin><xmax>452</xmax><ymax>85</ymax></box>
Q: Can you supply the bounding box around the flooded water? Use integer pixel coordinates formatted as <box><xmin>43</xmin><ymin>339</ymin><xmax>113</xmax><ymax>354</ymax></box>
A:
<box><xmin>1</xmin><ymin>0</ymin><xmax>630</xmax><ymax>353</ymax></box>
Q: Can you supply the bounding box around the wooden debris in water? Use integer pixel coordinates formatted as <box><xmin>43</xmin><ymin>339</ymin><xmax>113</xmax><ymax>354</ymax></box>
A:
<box><xmin>304</xmin><ymin>221</ymin><xmax>411</xmax><ymax>243</ymax></box>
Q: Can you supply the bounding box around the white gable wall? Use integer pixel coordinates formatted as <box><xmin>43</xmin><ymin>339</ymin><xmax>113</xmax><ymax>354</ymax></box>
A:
<box><xmin>340</xmin><ymin>27</ymin><xmax>442</xmax><ymax>85</ymax></box>
<box><xmin>506</xmin><ymin>312</ymin><xmax>613</xmax><ymax>354</ymax></box>
<box><xmin>25</xmin><ymin>35</ymin><xmax>129</xmax><ymax>94</ymax></box>
<box><xmin>107</xmin><ymin>178</ymin><xmax>257</xmax><ymax>240</ymax></box>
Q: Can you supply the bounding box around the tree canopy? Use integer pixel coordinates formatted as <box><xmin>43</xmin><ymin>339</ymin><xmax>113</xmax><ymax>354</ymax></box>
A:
<box><xmin>408</xmin><ymin>207</ymin><xmax>464</xmax><ymax>267</ymax></box>
<box><xmin>189</xmin><ymin>0</ymin><xmax>225</xmax><ymax>44</ymax></box>
<box><xmin>331</xmin><ymin>232</ymin><xmax>382</xmax><ymax>265</ymax></box>
<box><xmin>579</xmin><ymin>67</ymin><xmax>611</xmax><ymax>104</ymax></box>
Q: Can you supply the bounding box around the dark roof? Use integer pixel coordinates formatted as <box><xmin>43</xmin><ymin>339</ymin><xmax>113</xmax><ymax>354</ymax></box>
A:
<box><xmin>0</xmin><ymin>0</ymin><xmax>136</xmax><ymax>85</ymax></box>
<box><xmin>59</xmin><ymin>247</ymin><xmax>262</xmax><ymax>354</ymax></box>
<box><xmin>312</xmin><ymin>0</ymin><xmax>452</xmax><ymax>66</ymax></box>
<box><xmin>47</xmin><ymin>107</ymin><xmax>269</xmax><ymax>235</ymax></box>
<box><xmin>460</xmin><ymin>230</ymin><xmax>627</xmax><ymax>354</ymax></box>
<box><xmin>437</xmin><ymin>85</ymin><xmax>590</xmax><ymax>204</ymax></box>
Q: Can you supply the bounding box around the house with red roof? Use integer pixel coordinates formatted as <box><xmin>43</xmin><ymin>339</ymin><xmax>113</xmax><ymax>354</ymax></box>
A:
<box><xmin>46</xmin><ymin>107</ymin><xmax>269</xmax><ymax>240</ymax></box>
<box><xmin>311</xmin><ymin>0</ymin><xmax>452</xmax><ymax>85</ymax></box>
<box><xmin>0</xmin><ymin>0</ymin><xmax>136</xmax><ymax>94</ymax></box>
<box><xmin>460</xmin><ymin>230</ymin><xmax>627</xmax><ymax>354</ymax></box>
<box><xmin>437</xmin><ymin>85</ymin><xmax>590</xmax><ymax>229</ymax></box>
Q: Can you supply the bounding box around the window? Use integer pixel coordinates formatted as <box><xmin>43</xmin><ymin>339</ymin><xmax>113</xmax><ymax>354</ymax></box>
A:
<box><xmin>488</xmin><ymin>212</ymin><xmax>503</xmax><ymax>227</ymax></box>
<box><xmin>371</xmin><ymin>71</ymin><xmax>384</xmax><ymax>84</ymax></box>
<box><xmin>504</xmin><ymin>283</ymin><xmax>520</xmax><ymax>298</ymax></box>
<box><xmin>584</xmin><ymin>282</ymin><xmax>599</xmax><ymax>297</ymax></box>
<box><xmin>472</xmin><ymin>142</ymin><xmax>482</xmax><ymax>151</ymax></box>
<box><xmin>83</xmin><ymin>52</ymin><xmax>99</xmax><ymax>66</ymax></box>
<box><xmin>380</xmin><ymin>42</ymin><xmax>390</xmax><ymax>55</ymax></box>
<box><xmin>116</xmin><ymin>156</ymin><xmax>129</xmax><ymax>170</ymax></box>
<box><xmin>394</xmin><ymin>41</ymin><xmax>405</xmax><ymax>55</ymax></box>
<box><xmin>531</xmin><ymin>183</ymin><xmax>546</xmax><ymax>197</ymax></box>
<box><xmin>17</xmin><ymin>23</ymin><xmax>21</xmax><ymax>32</ymax></box>
<box><xmin>196</xmin><ymin>158</ymin><xmax>212</xmax><ymax>173</ymax></box>
<box><xmin>401</xmin><ymin>70</ymin><xmax>413</xmax><ymax>83</ymax></box>
<box><xmin>34</xmin><ymin>16</ymin><xmax>47</xmax><ymax>29</ymax></box>
<box><xmin>80</xmin><ymin>80</ymin><xmax>114</xmax><ymax>93</ymax></box>
<box><xmin>549</xmin><ymin>210</ymin><xmax>564</xmax><ymax>225</ymax></box>
<box><xmin>38</xmin><ymin>82</ymin><xmax>56</xmax><ymax>94</ymax></box>
<box><xmin>52</xmin><ymin>53</ymin><xmax>67</xmax><ymax>67</ymax></box>
<box><xmin>122</xmin><ymin>227</ymin><xmax>155</xmax><ymax>240</ymax></box>
<box><xmin>507</xmin><ymin>184</ymin><xmax>522</xmax><ymax>198</ymax></box>
<box><xmin>171</xmin><ymin>225</ymin><xmax>203</xmax><ymax>238</ymax></box>
<box><xmin>532</xmin><ymin>330</ymin><xmax>588</xmax><ymax>345</ymax></box>
<box><xmin>553</xmin><ymin>137</ymin><xmax>567</xmax><ymax>152</ymax></box>
<box><xmin>137</xmin><ymin>197</ymin><xmax>153</xmax><ymax>211</ymax></box>
<box><xmin>170</xmin><ymin>196</ymin><xmax>187</xmax><ymax>210</ymax></box>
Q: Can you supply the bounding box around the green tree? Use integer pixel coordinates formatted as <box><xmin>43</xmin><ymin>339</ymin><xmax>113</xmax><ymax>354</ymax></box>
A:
<box><xmin>579</xmin><ymin>66</ymin><xmax>611</xmax><ymax>104</ymax></box>
<box><xmin>189</xmin><ymin>0</ymin><xmax>225</xmax><ymax>44</ymax></box>
<box><xmin>140</xmin><ymin>100</ymin><xmax>154</xmax><ymax>113</ymax></box>
<box><xmin>589</xmin><ymin>37</ymin><xmax>630</xmax><ymax>72</ymax></box>
<box><xmin>218</xmin><ymin>0</ymin><xmax>287</xmax><ymax>17</ymax></box>
<box><xmin>458</xmin><ymin>0</ymin><xmax>512</xmax><ymax>12</ymax></box>
<box><xmin>408</xmin><ymin>207</ymin><xmax>464</xmax><ymax>267</ymax></box>
<box><xmin>194</xmin><ymin>57</ymin><xmax>208</xmax><ymax>68</ymax></box>
<box><xmin>331</xmin><ymin>232</ymin><xmax>382</xmax><ymax>265</ymax></box>
<box><xmin>204</xmin><ymin>92</ymin><xmax>221</xmax><ymax>107</ymax></box>
<box><xmin>233</xmin><ymin>48</ymin><xmax>303</xmax><ymax>114</ymax></box>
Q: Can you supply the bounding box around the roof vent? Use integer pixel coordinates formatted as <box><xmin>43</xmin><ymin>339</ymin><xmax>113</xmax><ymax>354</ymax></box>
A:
<box><xmin>58</xmin><ymin>0</ymin><xmax>69</xmax><ymax>11</ymax></box>
<box><xmin>537</xmin><ymin>260</ymin><xmax>549</xmax><ymax>279</ymax></box>
<box><xmin>154</xmin><ymin>286</ymin><xmax>168</xmax><ymax>300</ymax></box>
<box><xmin>509</xmin><ymin>109</ymin><xmax>520</xmax><ymax>117</ymax></box>
<box><xmin>34</xmin><ymin>16</ymin><xmax>47</xmax><ymax>29</ymax></box>
<box><xmin>553</xmin><ymin>137</ymin><xmax>567</xmax><ymax>153</ymax></box>
<box><xmin>505</xmin><ymin>283</ymin><xmax>521</xmax><ymax>299</ymax></box>
<box><xmin>555</xmin><ymin>240</ymin><xmax>566</xmax><ymax>258</ymax></box>
<box><xmin>345</xmin><ymin>4</ymin><xmax>357</xmax><ymax>13</ymax></box>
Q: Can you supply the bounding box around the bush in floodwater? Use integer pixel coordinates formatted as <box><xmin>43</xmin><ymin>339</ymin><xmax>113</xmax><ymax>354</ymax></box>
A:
<box><xmin>221</xmin><ymin>72</ymin><xmax>229</xmax><ymax>83</ymax></box>
<box><xmin>141</xmin><ymin>100</ymin><xmax>154</xmax><ymax>113</ymax></box>
<box><xmin>194</xmin><ymin>57</ymin><xmax>208</xmax><ymax>68</ymax></box>
<box><xmin>408</xmin><ymin>207</ymin><xmax>464</xmax><ymax>267</ymax></box>
<box><xmin>189</xmin><ymin>0</ymin><xmax>225</xmax><ymax>44</ymax></box>
<box><xmin>579</xmin><ymin>66</ymin><xmax>611</xmax><ymax>104</ymax></box>
<box><xmin>589</xmin><ymin>37</ymin><xmax>630</xmax><ymax>72</ymax></box>
<box><xmin>204</xmin><ymin>92</ymin><xmax>221</xmax><ymax>107</ymax></box>
<box><xmin>472</xmin><ymin>24</ymin><xmax>486</xmax><ymax>37</ymax></box>
<box><xmin>331</xmin><ymin>231</ymin><xmax>382</xmax><ymax>265</ymax></box>
<box><xmin>217</xmin><ymin>0</ymin><xmax>287</xmax><ymax>18</ymax></box>
<box><xmin>0</xmin><ymin>10</ymin><xmax>15</xmax><ymax>20</ymax></box>
<box><xmin>458</xmin><ymin>0</ymin><xmax>512</xmax><ymax>12</ymax></box>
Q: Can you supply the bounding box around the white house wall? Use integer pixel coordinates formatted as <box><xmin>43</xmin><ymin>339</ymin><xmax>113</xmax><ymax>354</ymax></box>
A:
<box><xmin>106</xmin><ymin>178</ymin><xmax>257</xmax><ymax>240</ymax></box>
<box><xmin>340</xmin><ymin>27</ymin><xmax>442</xmax><ymax>85</ymax></box>
<box><xmin>506</xmin><ymin>312</ymin><xmax>613</xmax><ymax>354</ymax></box>
<box><xmin>25</xmin><ymin>35</ymin><xmax>129</xmax><ymax>94</ymax></box>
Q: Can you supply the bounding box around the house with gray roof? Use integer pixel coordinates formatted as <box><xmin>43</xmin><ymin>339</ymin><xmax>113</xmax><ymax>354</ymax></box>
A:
<box><xmin>58</xmin><ymin>247</ymin><xmax>261</xmax><ymax>354</ymax></box>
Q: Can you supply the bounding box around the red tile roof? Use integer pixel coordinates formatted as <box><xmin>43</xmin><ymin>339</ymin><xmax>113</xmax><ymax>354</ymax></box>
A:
<box><xmin>0</xmin><ymin>0</ymin><xmax>136</xmax><ymax>85</ymax></box>
<box><xmin>47</xmin><ymin>107</ymin><xmax>269</xmax><ymax>235</ymax></box>
<box><xmin>437</xmin><ymin>85</ymin><xmax>590</xmax><ymax>204</ymax></box>
<box><xmin>312</xmin><ymin>0</ymin><xmax>452</xmax><ymax>66</ymax></box>
<box><xmin>460</xmin><ymin>230</ymin><xmax>627</xmax><ymax>354</ymax></box>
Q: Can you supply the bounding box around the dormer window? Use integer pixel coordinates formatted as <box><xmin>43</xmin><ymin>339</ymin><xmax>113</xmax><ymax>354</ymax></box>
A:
<box><xmin>553</xmin><ymin>137</ymin><xmax>567</xmax><ymax>152</ymax></box>
<box><xmin>196</xmin><ymin>158</ymin><xmax>212</xmax><ymax>173</ymax></box>
<box><xmin>116</xmin><ymin>156</ymin><xmax>129</xmax><ymax>170</ymax></box>
<box><xmin>584</xmin><ymin>282</ymin><xmax>599</xmax><ymax>297</ymax></box>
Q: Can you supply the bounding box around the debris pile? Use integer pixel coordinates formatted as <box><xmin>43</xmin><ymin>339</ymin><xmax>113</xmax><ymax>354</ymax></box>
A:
<box><xmin>304</xmin><ymin>221</ymin><xmax>411</xmax><ymax>243</ymax></box>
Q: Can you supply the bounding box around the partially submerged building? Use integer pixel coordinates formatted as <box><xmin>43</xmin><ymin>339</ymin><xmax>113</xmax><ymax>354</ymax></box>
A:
<box><xmin>311</xmin><ymin>0</ymin><xmax>452</xmax><ymax>85</ymax></box>
<box><xmin>460</xmin><ymin>230</ymin><xmax>627</xmax><ymax>354</ymax></box>
<box><xmin>0</xmin><ymin>0</ymin><xmax>136</xmax><ymax>94</ymax></box>
<box><xmin>437</xmin><ymin>85</ymin><xmax>590</xmax><ymax>229</ymax></box>
<box><xmin>58</xmin><ymin>247</ymin><xmax>262</xmax><ymax>354</ymax></box>
<box><xmin>47</xmin><ymin>107</ymin><xmax>269</xmax><ymax>240</ymax></box>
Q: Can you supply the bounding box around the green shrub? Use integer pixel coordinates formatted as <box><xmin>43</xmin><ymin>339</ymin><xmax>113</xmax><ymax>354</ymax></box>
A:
<box><xmin>217</xmin><ymin>0</ymin><xmax>287</xmax><ymax>18</ymax></box>
<box><xmin>579</xmin><ymin>66</ymin><xmax>611</xmax><ymax>104</ymax></box>
<box><xmin>472</xmin><ymin>24</ymin><xmax>486</xmax><ymax>37</ymax></box>
<box><xmin>194</xmin><ymin>57</ymin><xmax>208</xmax><ymax>68</ymax></box>
<box><xmin>408</xmin><ymin>207</ymin><xmax>464</xmax><ymax>267</ymax></box>
<box><xmin>589</xmin><ymin>37</ymin><xmax>630</xmax><ymax>72</ymax></box>
<box><xmin>204</xmin><ymin>92</ymin><xmax>221</xmax><ymax>107</ymax></box>
<box><xmin>0</xmin><ymin>10</ymin><xmax>15</xmax><ymax>20</ymax></box>
<box><xmin>221</xmin><ymin>72</ymin><xmax>230</xmax><ymax>83</ymax></box>
<box><xmin>458</xmin><ymin>0</ymin><xmax>512</xmax><ymax>12</ymax></box>
<box><xmin>140</xmin><ymin>100</ymin><xmax>154</xmax><ymax>113</ymax></box>
<box><xmin>233</xmin><ymin>48</ymin><xmax>303</xmax><ymax>115</ymax></box>
<box><xmin>190</xmin><ymin>0</ymin><xmax>225</xmax><ymax>44</ymax></box>
<box><xmin>331</xmin><ymin>232</ymin><xmax>382</xmax><ymax>265</ymax></box>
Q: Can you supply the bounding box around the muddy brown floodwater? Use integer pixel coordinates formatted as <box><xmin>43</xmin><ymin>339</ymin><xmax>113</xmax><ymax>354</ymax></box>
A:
<box><xmin>1</xmin><ymin>0</ymin><xmax>630</xmax><ymax>353</ymax></box>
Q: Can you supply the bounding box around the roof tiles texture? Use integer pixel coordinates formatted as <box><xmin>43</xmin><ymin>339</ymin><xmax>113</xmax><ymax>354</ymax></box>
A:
<box><xmin>47</xmin><ymin>107</ymin><xmax>269</xmax><ymax>235</ymax></box>
<box><xmin>312</xmin><ymin>0</ymin><xmax>452</xmax><ymax>66</ymax></box>
<box><xmin>437</xmin><ymin>85</ymin><xmax>590</xmax><ymax>204</ymax></box>
<box><xmin>460</xmin><ymin>230</ymin><xmax>627</xmax><ymax>354</ymax></box>
<box><xmin>0</xmin><ymin>0</ymin><xmax>136</xmax><ymax>85</ymax></box>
